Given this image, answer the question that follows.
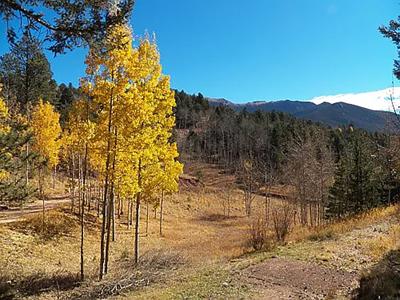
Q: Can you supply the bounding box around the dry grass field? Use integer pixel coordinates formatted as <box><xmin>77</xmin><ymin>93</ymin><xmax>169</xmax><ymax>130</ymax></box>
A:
<box><xmin>0</xmin><ymin>164</ymin><xmax>399</xmax><ymax>299</ymax></box>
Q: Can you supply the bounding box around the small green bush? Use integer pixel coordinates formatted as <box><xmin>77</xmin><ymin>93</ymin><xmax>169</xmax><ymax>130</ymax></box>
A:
<box><xmin>307</xmin><ymin>228</ymin><xmax>335</xmax><ymax>241</ymax></box>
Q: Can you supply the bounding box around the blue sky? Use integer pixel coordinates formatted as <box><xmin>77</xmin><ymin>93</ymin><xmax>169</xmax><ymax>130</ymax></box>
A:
<box><xmin>0</xmin><ymin>0</ymin><xmax>398</xmax><ymax>103</ymax></box>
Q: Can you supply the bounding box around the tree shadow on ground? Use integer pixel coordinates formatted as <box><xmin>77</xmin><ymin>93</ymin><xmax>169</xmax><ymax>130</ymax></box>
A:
<box><xmin>196</xmin><ymin>213</ymin><xmax>242</xmax><ymax>222</ymax></box>
<box><xmin>355</xmin><ymin>249</ymin><xmax>400</xmax><ymax>300</ymax></box>
<box><xmin>0</xmin><ymin>272</ymin><xmax>80</xmax><ymax>299</ymax></box>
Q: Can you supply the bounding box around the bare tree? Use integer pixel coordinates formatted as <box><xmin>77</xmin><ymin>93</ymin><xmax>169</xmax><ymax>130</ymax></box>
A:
<box><xmin>220</xmin><ymin>184</ymin><xmax>234</xmax><ymax>217</ymax></box>
<box><xmin>285</xmin><ymin>137</ymin><xmax>316</xmax><ymax>226</ymax></box>
<box><xmin>237</xmin><ymin>157</ymin><xmax>262</xmax><ymax>217</ymax></box>
<box><xmin>285</xmin><ymin>134</ymin><xmax>334</xmax><ymax>226</ymax></box>
<box><xmin>259</xmin><ymin>159</ymin><xmax>278</xmax><ymax>226</ymax></box>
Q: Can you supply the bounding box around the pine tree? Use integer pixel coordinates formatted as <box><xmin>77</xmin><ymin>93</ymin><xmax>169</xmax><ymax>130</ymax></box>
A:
<box><xmin>328</xmin><ymin>128</ymin><xmax>380</xmax><ymax>218</ymax></box>
<box><xmin>0</xmin><ymin>88</ymin><xmax>36</xmax><ymax>204</ymax></box>
<box><xmin>0</xmin><ymin>32</ymin><xmax>57</xmax><ymax>113</ymax></box>
<box><xmin>1</xmin><ymin>0</ymin><xmax>134</xmax><ymax>54</ymax></box>
<box><xmin>328</xmin><ymin>155</ymin><xmax>350</xmax><ymax>218</ymax></box>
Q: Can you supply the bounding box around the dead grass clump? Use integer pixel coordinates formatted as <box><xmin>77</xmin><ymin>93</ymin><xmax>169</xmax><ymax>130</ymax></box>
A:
<box><xmin>138</xmin><ymin>249</ymin><xmax>186</xmax><ymax>271</ymax></box>
<box><xmin>0</xmin><ymin>271</ymin><xmax>80</xmax><ymax>299</ymax></box>
<box><xmin>361</xmin><ymin>224</ymin><xmax>400</xmax><ymax>259</ymax></box>
<box><xmin>71</xmin><ymin>249</ymin><xmax>186</xmax><ymax>299</ymax></box>
<box><xmin>290</xmin><ymin>204</ymin><xmax>400</xmax><ymax>243</ymax></box>
<box><xmin>13</xmin><ymin>210</ymin><xmax>77</xmax><ymax>240</ymax></box>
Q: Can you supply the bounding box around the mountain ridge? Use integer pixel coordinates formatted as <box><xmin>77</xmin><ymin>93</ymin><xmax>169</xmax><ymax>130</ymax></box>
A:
<box><xmin>207</xmin><ymin>88</ymin><xmax>399</xmax><ymax>132</ymax></box>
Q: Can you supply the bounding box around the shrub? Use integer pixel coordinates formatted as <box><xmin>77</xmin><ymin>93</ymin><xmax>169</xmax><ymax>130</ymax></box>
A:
<box><xmin>249</xmin><ymin>217</ymin><xmax>267</xmax><ymax>250</ymax></box>
<box><xmin>248</xmin><ymin>217</ymin><xmax>275</xmax><ymax>251</ymax></box>
<box><xmin>272</xmin><ymin>203</ymin><xmax>294</xmax><ymax>242</ymax></box>
<box><xmin>307</xmin><ymin>227</ymin><xmax>335</xmax><ymax>241</ymax></box>
<box><xmin>14</xmin><ymin>210</ymin><xmax>76</xmax><ymax>240</ymax></box>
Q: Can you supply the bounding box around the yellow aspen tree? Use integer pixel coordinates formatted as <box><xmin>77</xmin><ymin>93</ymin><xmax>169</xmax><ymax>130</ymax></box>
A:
<box><xmin>30</xmin><ymin>99</ymin><xmax>61</xmax><ymax>228</ymax></box>
<box><xmin>157</xmin><ymin>144</ymin><xmax>183</xmax><ymax>236</ymax></box>
<box><xmin>82</xmin><ymin>25</ymin><xmax>183</xmax><ymax>276</ymax></box>
<box><xmin>81</xmin><ymin>24</ymin><xmax>137</xmax><ymax>279</ymax></box>
<box><xmin>63</xmin><ymin>98</ymin><xmax>94</xmax><ymax>280</ymax></box>
<box><xmin>121</xmin><ymin>38</ymin><xmax>183</xmax><ymax>264</ymax></box>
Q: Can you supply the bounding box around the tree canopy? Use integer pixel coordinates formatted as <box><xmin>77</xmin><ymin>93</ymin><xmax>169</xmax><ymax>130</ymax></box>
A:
<box><xmin>0</xmin><ymin>0</ymin><xmax>135</xmax><ymax>54</ymax></box>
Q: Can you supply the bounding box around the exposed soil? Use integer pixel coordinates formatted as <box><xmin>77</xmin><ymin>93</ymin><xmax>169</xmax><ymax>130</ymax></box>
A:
<box><xmin>0</xmin><ymin>195</ymin><xmax>70</xmax><ymax>224</ymax></box>
<box><xmin>241</xmin><ymin>257</ymin><xmax>357</xmax><ymax>299</ymax></box>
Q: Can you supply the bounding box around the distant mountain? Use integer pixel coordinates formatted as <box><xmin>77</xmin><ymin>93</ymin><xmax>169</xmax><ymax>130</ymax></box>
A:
<box><xmin>295</xmin><ymin>102</ymin><xmax>397</xmax><ymax>132</ymax></box>
<box><xmin>207</xmin><ymin>88</ymin><xmax>400</xmax><ymax>132</ymax></box>
<box><xmin>208</xmin><ymin>98</ymin><xmax>317</xmax><ymax>114</ymax></box>
<box><xmin>309</xmin><ymin>87</ymin><xmax>400</xmax><ymax>111</ymax></box>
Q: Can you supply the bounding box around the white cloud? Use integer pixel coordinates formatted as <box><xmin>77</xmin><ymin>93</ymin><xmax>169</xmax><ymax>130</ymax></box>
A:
<box><xmin>309</xmin><ymin>87</ymin><xmax>400</xmax><ymax>112</ymax></box>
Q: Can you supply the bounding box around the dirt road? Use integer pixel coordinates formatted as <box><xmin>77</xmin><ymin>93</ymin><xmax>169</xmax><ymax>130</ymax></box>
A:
<box><xmin>0</xmin><ymin>195</ymin><xmax>71</xmax><ymax>224</ymax></box>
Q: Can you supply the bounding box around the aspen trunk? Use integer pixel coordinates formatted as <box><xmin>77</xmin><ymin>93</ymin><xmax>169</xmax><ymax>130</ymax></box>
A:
<box><xmin>130</xmin><ymin>200</ymin><xmax>134</xmax><ymax>226</ymax></box>
<box><xmin>105</xmin><ymin>133</ymin><xmax>117</xmax><ymax>272</ymax></box>
<box><xmin>87</xmin><ymin>180</ymin><xmax>91</xmax><ymax>212</ymax></box>
<box><xmin>78</xmin><ymin>155</ymin><xmax>82</xmax><ymax>216</ymax></box>
<box><xmin>111</xmin><ymin>128</ymin><xmax>118</xmax><ymax>242</ymax></box>
<box><xmin>117</xmin><ymin>193</ymin><xmax>121</xmax><ymax>219</ymax></box>
<box><xmin>99</xmin><ymin>78</ymin><xmax>114</xmax><ymax>280</ymax></box>
<box><xmin>97</xmin><ymin>184</ymin><xmax>101</xmax><ymax>217</ymax></box>
<box><xmin>81</xmin><ymin>144</ymin><xmax>88</xmax><ymax>281</ymax></box>
<box><xmin>52</xmin><ymin>165</ymin><xmax>56</xmax><ymax>189</ymax></box>
<box><xmin>112</xmin><ymin>193</ymin><xmax>115</xmax><ymax>242</ymax></box>
<box><xmin>145</xmin><ymin>201</ymin><xmax>149</xmax><ymax>236</ymax></box>
<box><xmin>39</xmin><ymin>166</ymin><xmax>45</xmax><ymax>232</ymax></box>
<box><xmin>71</xmin><ymin>154</ymin><xmax>76</xmax><ymax>213</ymax></box>
<box><xmin>127</xmin><ymin>199</ymin><xmax>131</xmax><ymax>229</ymax></box>
<box><xmin>134</xmin><ymin>159</ymin><xmax>142</xmax><ymax>265</ymax></box>
<box><xmin>120</xmin><ymin>194</ymin><xmax>123</xmax><ymax>216</ymax></box>
<box><xmin>25</xmin><ymin>143</ymin><xmax>29</xmax><ymax>186</ymax></box>
<box><xmin>104</xmin><ymin>189</ymin><xmax>112</xmax><ymax>274</ymax></box>
<box><xmin>159</xmin><ymin>190</ymin><xmax>164</xmax><ymax>236</ymax></box>
<box><xmin>134</xmin><ymin>193</ymin><xmax>141</xmax><ymax>265</ymax></box>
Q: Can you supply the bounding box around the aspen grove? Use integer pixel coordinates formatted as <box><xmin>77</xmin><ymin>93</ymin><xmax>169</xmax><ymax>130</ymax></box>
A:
<box><xmin>7</xmin><ymin>24</ymin><xmax>184</xmax><ymax>281</ymax></box>
<box><xmin>74</xmin><ymin>24</ymin><xmax>182</xmax><ymax>279</ymax></box>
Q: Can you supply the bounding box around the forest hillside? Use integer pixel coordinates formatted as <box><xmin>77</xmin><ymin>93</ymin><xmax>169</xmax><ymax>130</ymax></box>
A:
<box><xmin>0</xmin><ymin>1</ymin><xmax>400</xmax><ymax>299</ymax></box>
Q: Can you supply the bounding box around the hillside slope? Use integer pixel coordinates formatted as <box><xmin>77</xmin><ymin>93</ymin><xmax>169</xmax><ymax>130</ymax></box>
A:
<box><xmin>294</xmin><ymin>102</ymin><xmax>396</xmax><ymax>132</ymax></box>
<box><xmin>207</xmin><ymin>89</ymin><xmax>399</xmax><ymax>132</ymax></box>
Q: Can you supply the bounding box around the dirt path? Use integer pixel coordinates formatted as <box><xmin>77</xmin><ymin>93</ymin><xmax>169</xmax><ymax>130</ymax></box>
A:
<box><xmin>237</xmin><ymin>216</ymin><xmax>398</xmax><ymax>299</ymax></box>
<box><xmin>0</xmin><ymin>195</ymin><xmax>71</xmax><ymax>224</ymax></box>
<box><xmin>241</xmin><ymin>257</ymin><xmax>357</xmax><ymax>299</ymax></box>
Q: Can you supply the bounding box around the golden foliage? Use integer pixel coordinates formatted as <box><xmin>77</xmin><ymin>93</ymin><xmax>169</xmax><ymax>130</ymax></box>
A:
<box><xmin>31</xmin><ymin>99</ymin><xmax>62</xmax><ymax>167</ymax></box>
<box><xmin>80</xmin><ymin>24</ymin><xmax>183</xmax><ymax>199</ymax></box>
